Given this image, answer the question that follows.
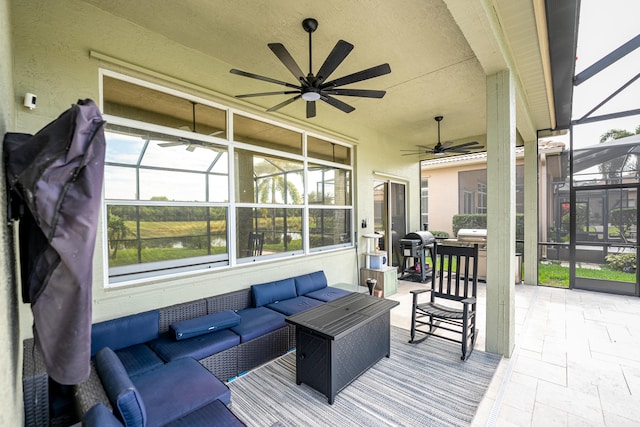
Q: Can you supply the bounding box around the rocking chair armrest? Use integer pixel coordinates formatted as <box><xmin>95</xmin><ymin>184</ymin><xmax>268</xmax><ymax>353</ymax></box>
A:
<box><xmin>410</xmin><ymin>288</ymin><xmax>431</xmax><ymax>304</ymax></box>
<box><xmin>461</xmin><ymin>297</ymin><xmax>476</xmax><ymax>305</ymax></box>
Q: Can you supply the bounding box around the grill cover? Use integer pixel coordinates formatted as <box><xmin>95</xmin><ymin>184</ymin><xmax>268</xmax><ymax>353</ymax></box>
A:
<box><xmin>456</xmin><ymin>229</ymin><xmax>487</xmax><ymax>243</ymax></box>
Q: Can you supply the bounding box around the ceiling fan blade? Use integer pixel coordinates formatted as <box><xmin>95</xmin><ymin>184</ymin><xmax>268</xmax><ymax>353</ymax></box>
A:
<box><xmin>236</xmin><ymin>90</ymin><xmax>300</xmax><ymax>98</ymax></box>
<box><xmin>306</xmin><ymin>101</ymin><xmax>316</xmax><ymax>118</ymax></box>
<box><xmin>266</xmin><ymin>95</ymin><xmax>302</xmax><ymax>112</ymax></box>
<box><xmin>316</xmin><ymin>40</ymin><xmax>354</xmax><ymax>84</ymax></box>
<box><xmin>268</xmin><ymin>43</ymin><xmax>306</xmax><ymax>82</ymax></box>
<box><xmin>320</xmin><ymin>95</ymin><xmax>355</xmax><ymax>114</ymax></box>
<box><xmin>321</xmin><ymin>63</ymin><xmax>391</xmax><ymax>89</ymax></box>
<box><xmin>441</xmin><ymin>141</ymin><xmax>454</xmax><ymax>149</ymax></box>
<box><xmin>323</xmin><ymin>88</ymin><xmax>386</xmax><ymax>98</ymax></box>
<box><xmin>158</xmin><ymin>141</ymin><xmax>184</xmax><ymax>147</ymax></box>
<box><xmin>230</xmin><ymin>69</ymin><xmax>301</xmax><ymax>89</ymax></box>
<box><xmin>450</xmin><ymin>141</ymin><xmax>482</xmax><ymax>149</ymax></box>
<box><xmin>401</xmin><ymin>152</ymin><xmax>423</xmax><ymax>156</ymax></box>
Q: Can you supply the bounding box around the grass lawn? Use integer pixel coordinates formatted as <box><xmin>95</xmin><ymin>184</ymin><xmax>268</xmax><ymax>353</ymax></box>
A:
<box><xmin>538</xmin><ymin>261</ymin><xmax>635</xmax><ymax>288</ymax></box>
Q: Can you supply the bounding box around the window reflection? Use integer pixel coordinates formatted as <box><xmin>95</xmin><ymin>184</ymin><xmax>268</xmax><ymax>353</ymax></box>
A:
<box><xmin>309</xmin><ymin>208</ymin><xmax>352</xmax><ymax>249</ymax></box>
<box><xmin>308</xmin><ymin>165</ymin><xmax>351</xmax><ymax>205</ymax></box>
<box><xmin>107</xmin><ymin>205</ymin><xmax>228</xmax><ymax>269</ymax></box>
<box><xmin>235</xmin><ymin>149</ymin><xmax>304</xmax><ymax>204</ymax></box>
<box><xmin>236</xmin><ymin>207</ymin><xmax>303</xmax><ymax>259</ymax></box>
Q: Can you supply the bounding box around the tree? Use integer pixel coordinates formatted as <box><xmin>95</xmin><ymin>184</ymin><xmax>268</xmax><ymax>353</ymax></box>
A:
<box><xmin>107</xmin><ymin>210</ymin><xmax>134</xmax><ymax>259</ymax></box>
<box><xmin>598</xmin><ymin>126</ymin><xmax>640</xmax><ymax>181</ymax></box>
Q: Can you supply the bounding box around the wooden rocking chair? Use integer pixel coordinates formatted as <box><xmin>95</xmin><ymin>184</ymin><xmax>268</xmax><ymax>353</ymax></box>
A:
<box><xmin>409</xmin><ymin>243</ymin><xmax>479</xmax><ymax>360</ymax></box>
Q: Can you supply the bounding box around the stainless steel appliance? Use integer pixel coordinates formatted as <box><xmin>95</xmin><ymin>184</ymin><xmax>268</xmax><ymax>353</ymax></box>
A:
<box><xmin>443</xmin><ymin>229</ymin><xmax>521</xmax><ymax>283</ymax></box>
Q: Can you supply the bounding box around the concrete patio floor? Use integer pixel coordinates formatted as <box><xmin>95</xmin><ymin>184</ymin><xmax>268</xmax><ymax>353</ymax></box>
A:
<box><xmin>387</xmin><ymin>279</ymin><xmax>640</xmax><ymax>426</ymax></box>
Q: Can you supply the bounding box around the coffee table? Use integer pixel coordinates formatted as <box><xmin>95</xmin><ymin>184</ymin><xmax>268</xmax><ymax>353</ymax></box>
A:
<box><xmin>285</xmin><ymin>293</ymin><xmax>399</xmax><ymax>404</ymax></box>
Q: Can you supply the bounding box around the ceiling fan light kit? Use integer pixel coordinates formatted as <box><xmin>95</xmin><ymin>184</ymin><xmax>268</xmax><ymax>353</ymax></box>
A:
<box><xmin>401</xmin><ymin>115</ymin><xmax>484</xmax><ymax>157</ymax></box>
<box><xmin>230</xmin><ymin>18</ymin><xmax>391</xmax><ymax>118</ymax></box>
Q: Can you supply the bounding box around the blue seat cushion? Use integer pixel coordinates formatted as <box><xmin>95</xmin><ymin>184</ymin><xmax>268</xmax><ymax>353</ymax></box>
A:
<box><xmin>266</xmin><ymin>296</ymin><xmax>324</xmax><ymax>316</ymax></box>
<box><xmin>148</xmin><ymin>330</ymin><xmax>240</xmax><ymax>363</ymax></box>
<box><xmin>294</xmin><ymin>271</ymin><xmax>328</xmax><ymax>295</ymax></box>
<box><xmin>164</xmin><ymin>399</ymin><xmax>245</xmax><ymax>427</ymax></box>
<box><xmin>133</xmin><ymin>358</ymin><xmax>230</xmax><ymax>426</ymax></box>
<box><xmin>305</xmin><ymin>286</ymin><xmax>352</xmax><ymax>302</ymax></box>
<box><xmin>84</xmin><ymin>402</ymin><xmax>125</xmax><ymax>427</ymax></box>
<box><xmin>230</xmin><ymin>307</ymin><xmax>287</xmax><ymax>343</ymax></box>
<box><xmin>94</xmin><ymin>347</ymin><xmax>147</xmax><ymax>427</ymax></box>
<box><xmin>114</xmin><ymin>344</ymin><xmax>165</xmax><ymax>379</ymax></box>
<box><xmin>170</xmin><ymin>310</ymin><xmax>241</xmax><ymax>340</ymax></box>
<box><xmin>251</xmin><ymin>278</ymin><xmax>297</xmax><ymax>307</ymax></box>
<box><xmin>91</xmin><ymin>310</ymin><xmax>159</xmax><ymax>355</ymax></box>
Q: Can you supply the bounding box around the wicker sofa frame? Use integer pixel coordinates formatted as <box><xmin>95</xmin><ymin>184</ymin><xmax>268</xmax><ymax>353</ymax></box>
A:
<box><xmin>72</xmin><ymin>287</ymin><xmax>295</xmax><ymax>419</ymax></box>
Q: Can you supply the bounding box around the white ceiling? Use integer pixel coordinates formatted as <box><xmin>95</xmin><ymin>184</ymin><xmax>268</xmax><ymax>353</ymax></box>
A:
<box><xmin>81</xmin><ymin>0</ymin><xmax>552</xmax><ymax>156</ymax></box>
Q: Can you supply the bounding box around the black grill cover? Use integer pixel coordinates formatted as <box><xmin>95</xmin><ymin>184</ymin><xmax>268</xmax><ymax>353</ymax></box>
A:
<box><xmin>4</xmin><ymin>99</ymin><xmax>105</xmax><ymax>384</ymax></box>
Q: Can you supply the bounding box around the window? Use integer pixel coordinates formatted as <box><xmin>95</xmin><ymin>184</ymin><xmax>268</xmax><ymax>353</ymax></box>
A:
<box><xmin>103</xmin><ymin>124</ymin><xmax>230</xmax><ymax>282</ymax></box>
<box><xmin>101</xmin><ymin>72</ymin><xmax>353</xmax><ymax>284</ymax></box>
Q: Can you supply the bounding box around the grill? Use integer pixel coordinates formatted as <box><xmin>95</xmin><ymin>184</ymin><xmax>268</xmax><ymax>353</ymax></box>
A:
<box><xmin>456</xmin><ymin>228</ymin><xmax>488</xmax><ymax>245</ymax></box>
<box><xmin>399</xmin><ymin>231</ymin><xmax>436</xmax><ymax>282</ymax></box>
<box><xmin>443</xmin><ymin>228</ymin><xmax>488</xmax><ymax>281</ymax></box>
<box><xmin>442</xmin><ymin>229</ymin><xmax>521</xmax><ymax>283</ymax></box>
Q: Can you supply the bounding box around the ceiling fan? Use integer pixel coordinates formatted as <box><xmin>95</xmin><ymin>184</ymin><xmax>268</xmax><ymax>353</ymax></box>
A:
<box><xmin>402</xmin><ymin>116</ymin><xmax>483</xmax><ymax>157</ymax></box>
<box><xmin>157</xmin><ymin>102</ymin><xmax>223</xmax><ymax>151</ymax></box>
<box><xmin>230</xmin><ymin>17</ymin><xmax>391</xmax><ymax>118</ymax></box>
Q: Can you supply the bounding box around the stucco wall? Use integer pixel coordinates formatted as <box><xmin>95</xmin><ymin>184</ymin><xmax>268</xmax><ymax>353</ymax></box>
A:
<box><xmin>1</xmin><ymin>0</ymin><xmax>22</xmax><ymax>424</ymax></box>
<box><xmin>424</xmin><ymin>158</ymin><xmax>524</xmax><ymax>236</ymax></box>
<box><xmin>9</xmin><ymin>0</ymin><xmax>421</xmax><ymax>326</ymax></box>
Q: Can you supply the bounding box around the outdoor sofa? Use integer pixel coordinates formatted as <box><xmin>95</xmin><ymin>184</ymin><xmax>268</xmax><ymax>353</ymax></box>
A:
<box><xmin>70</xmin><ymin>270</ymin><xmax>352</xmax><ymax>426</ymax></box>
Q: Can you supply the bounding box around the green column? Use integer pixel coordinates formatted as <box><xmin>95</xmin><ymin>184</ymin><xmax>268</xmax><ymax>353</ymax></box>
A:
<box><xmin>485</xmin><ymin>70</ymin><xmax>516</xmax><ymax>358</ymax></box>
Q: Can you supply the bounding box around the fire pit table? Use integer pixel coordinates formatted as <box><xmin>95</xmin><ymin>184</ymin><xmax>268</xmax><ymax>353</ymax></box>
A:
<box><xmin>285</xmin><ymin>293</ymin><xmax>399</xmax><ymax>404</ymax></box>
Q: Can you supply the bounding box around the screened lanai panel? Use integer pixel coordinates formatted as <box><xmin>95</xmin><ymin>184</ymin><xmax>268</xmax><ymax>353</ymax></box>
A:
<box><xmin>573</xmin><ymin>137</ymin><xmax>640</xmax><ymax>186</ymax></box>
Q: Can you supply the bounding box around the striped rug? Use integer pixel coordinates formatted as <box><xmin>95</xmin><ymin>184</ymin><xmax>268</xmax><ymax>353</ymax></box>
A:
<box><xmin>228</xmin><ymin>326</ymin><xmax>502</xmax><ymax>427</ymax></box>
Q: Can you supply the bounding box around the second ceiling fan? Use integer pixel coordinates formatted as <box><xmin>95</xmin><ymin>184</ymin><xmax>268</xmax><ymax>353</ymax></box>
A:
<box><xmin>402</xmin><ymin>116</ymin><xmax>484</xmax><ymax>157</ymax></box>
<box><xmin>230</xmin><ymin>18</ymin><xmax>391</xmax><ymax>118</ymax></box>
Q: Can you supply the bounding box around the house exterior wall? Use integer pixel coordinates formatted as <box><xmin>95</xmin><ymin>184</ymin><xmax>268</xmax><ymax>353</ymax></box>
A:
<box><xmin>424</xmin><ymin>155</ymin><xmax>529</xmax><ymax>237</ymax></box>
<box><xmin>3</xmin><ymin>1</ymin><xmax>422</xmax><ymax>416</ymax></box>
<box><xmin>1</xmin><ymin>0</ymin><xmax>22</xmax><ymax>423</ymax></box>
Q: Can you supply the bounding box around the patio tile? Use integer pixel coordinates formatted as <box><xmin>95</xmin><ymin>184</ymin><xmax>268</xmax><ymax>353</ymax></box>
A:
<box><xmin>513</xmin><ymin>353</ymin><xmax>567</xmax><ymax>386</ymax></box>
<box><xmin>602</xmin><ymin>411</ymin><xmax>640</xmax><ymax>427</ymax></box>
<box><xmin>495</xmin><ymin>403</ymin><xmax>533</xmax><ymax>427</ymax></box>
<box><xmin>535</xmin><ymin>380</ymin><xmax>603</xmax><ymax>422</ymax></box>
<box><xmin>598</xmin><ymin>386</ymin><xmax>640</xmax><ymax>421</ymax></box>
<box><xmin>531</xmin><ymin>402</ymin><xmax>567</xmax><ymax>427</ymax></box>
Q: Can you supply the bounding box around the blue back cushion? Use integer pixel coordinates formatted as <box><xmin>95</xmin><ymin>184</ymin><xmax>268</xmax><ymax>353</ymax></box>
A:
<box><xmin>294</xmin><ymin>271</ymin><xmax>327</xmax><ymax>295</ymax></box>
<box><xmin>94</xmin><ymin>347</ymin><xmax>146</xmax><ymax>427</ymax></box>
<box><xmin>170</xmin><ymin>310</ymin><xmax>241</xmax><ymax>340</ymax></box>
<box><xmin>91</xmin><ymin>310</ymin><xmax>159</xmax><ymax>355</ymax></box>
<box><xmin>251</xmin><ymin>278</ymin><xmax>297</xmax><ymax>307</ymax></box>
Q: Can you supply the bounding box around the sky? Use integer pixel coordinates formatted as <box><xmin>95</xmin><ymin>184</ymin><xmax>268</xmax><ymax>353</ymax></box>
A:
<box><xmin>569</xmin><ymin>0</ymin><xmax>640</xmax><ymax>148</ymax></box>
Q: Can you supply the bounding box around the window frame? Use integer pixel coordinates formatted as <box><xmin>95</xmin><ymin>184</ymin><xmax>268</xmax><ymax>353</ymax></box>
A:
<box><xmin>99</xmin><ymin>70</ymin><xmax>354</xmax><ymax>287</ymax></box>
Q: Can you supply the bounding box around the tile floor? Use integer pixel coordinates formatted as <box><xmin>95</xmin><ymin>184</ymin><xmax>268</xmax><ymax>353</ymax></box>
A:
<box><xmin>386</xmin><ymin>279</ymin><xmax>640</xmax><ymax>426</ymax></box>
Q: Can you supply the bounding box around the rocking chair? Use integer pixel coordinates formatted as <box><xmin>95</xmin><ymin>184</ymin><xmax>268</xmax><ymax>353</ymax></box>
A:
<box><xmin>409</xmin><ymin>243</ymin><xmax>479</xmax><ymax>360</ymax></box>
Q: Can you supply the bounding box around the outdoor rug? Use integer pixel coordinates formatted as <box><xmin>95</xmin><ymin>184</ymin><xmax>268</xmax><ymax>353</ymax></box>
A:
<box><xmin>228</xmin><ymin>326</ymin><xmax>502</xmax><ymax>427</ymax></box>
